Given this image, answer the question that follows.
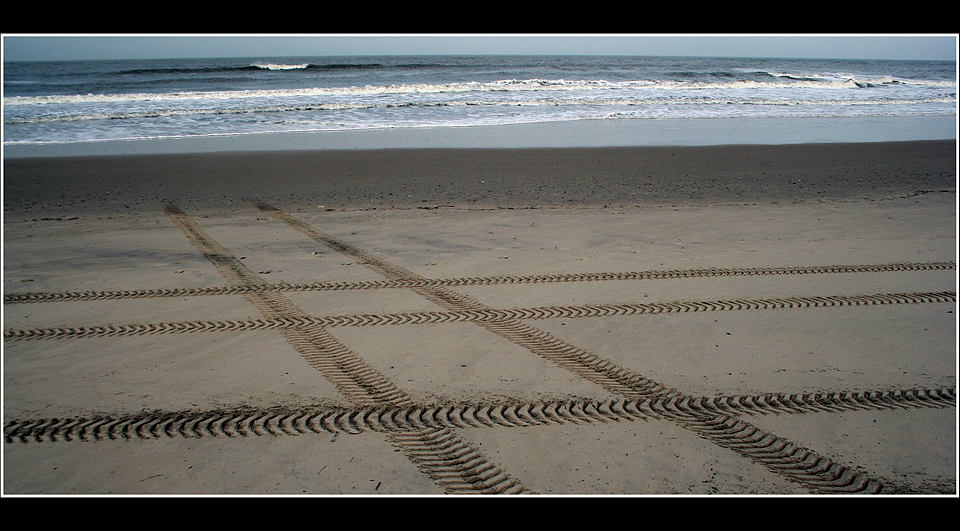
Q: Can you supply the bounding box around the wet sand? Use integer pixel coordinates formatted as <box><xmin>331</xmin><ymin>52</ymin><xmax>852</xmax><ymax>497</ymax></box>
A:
<box><xmin>2</xmin><ymin>140</ymin><xmax>957</xmax><ymax>496</ymax></box>
<box><xmin>4</xmin><ymin>141</ymin><xmax>956</xmax><ymax>219</ymax></box>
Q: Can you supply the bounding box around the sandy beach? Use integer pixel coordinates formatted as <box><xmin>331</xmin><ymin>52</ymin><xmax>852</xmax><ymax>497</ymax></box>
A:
<box><xmin>3</xmin><ymin>139</ymin><xmax>956</xmax><ymax>496</ymax></box>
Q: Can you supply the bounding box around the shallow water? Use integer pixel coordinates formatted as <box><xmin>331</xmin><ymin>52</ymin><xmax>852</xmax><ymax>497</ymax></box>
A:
<box><xmin>4</xmin><ymin>55</ymin><xmax>955</xmax><ymax>152</ymax></box>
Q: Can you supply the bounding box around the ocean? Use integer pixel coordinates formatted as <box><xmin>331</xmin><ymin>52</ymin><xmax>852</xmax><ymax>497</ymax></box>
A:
<box><xmin>3</xmin><ymin>55</ymin><xmax>956</xmax><ymax>150</ymax></box>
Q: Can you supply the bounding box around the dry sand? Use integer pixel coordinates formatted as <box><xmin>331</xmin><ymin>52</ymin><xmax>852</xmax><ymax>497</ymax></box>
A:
<box><xmin>2</xmin><ymin>140</ymin><xmax>957</xmax><ymax>496</ymax></box>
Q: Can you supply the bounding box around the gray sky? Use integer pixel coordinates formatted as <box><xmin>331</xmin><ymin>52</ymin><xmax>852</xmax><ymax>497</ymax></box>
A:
<box><xmin>3</xmin><ymin>34</ymin><xmax>957</xmax><ymax>62</ymax></box>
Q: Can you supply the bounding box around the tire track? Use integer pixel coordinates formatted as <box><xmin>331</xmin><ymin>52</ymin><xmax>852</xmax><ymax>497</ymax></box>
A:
<box><xmin>255</xmin><ymin>203</ymin><xmax>947</xmax><ymax>494</ymax></box>
<box><xmin>164</xmin><ymin>204</ymin><xmax>408</xmax><ymax>406</ymax></box>
<box><xmin>7</xmin><ymin>387</ymin><xmax>953</xmax><ymax>443</ymax></box>
<box><xmin>6</xmin><ymin>261</ymin><xmax>953</xmax><ymax>304</ymax></box>
<box><xmin>162</xmin><ymin>204</ymin><xmax>529</xmax><ymax>495</ymax></box>
<box><xmin>6</xmin><ymin>291</ymin><xmax>954</xmax><ymax>341</ymax></box>
<box><xmin>257</xmin><ymin>202</ymin><xmax>679</xmax><ymax>399</ymax></box>
<box><xmin>12</xmin><ymin>386</ymin><xmax>951</xmax><ymax>494</ymax></box>
<box><xmin>8</xmin><ymin>203</ymin><xmax>946</xmax><ymax>494</ymax></box>
<box><xmin>673</xmin><ymin>414</ymin><xmax>884</xmax><ymax>494</ymax></box>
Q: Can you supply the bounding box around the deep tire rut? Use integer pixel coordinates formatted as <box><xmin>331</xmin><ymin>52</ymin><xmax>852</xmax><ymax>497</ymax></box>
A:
<box><xmin>12</xmin><ymin>386</ymin><xmax>953</xmax><ymax>494</ymax></box>
<box><xmin>7</xmin><ymin>387</ymin><xmax>953</xmax><ymax>445</ymax></box>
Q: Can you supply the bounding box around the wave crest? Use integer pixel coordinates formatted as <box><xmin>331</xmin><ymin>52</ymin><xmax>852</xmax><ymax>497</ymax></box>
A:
<box><xmin>252</xmin><ymin>63</ymin><xmax>310</xmax><ymax>71</ymax></box>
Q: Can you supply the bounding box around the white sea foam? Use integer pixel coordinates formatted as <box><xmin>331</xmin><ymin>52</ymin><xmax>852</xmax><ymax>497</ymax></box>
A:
<box><xmin>4</xmin><ymin>56</ymin><xmax>954</xmax><ymax>146</ymax></box>
<box><xmin>252</xmin><ymin>63</ymin><xmax>310</xmax><ymax>70</ymax></box>
<box><xmin>12</xmin><ymin>74</ymin><xmax>949</xmax><ymax>107</ymax></box>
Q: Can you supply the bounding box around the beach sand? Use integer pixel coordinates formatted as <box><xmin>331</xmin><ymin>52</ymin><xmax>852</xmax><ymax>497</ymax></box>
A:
<box><xmin>3</xmin><ymin>140</ymin><xmax>956</xmax><ymax>495</ymax></box>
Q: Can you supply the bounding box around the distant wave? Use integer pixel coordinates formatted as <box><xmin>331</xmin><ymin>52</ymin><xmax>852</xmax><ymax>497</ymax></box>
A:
<box><xmin>251</xmin><ymin>63</ymin><xmax>310</xmax><ymax>71</ymax></box>
<box><xmin>252</xmin><ymin>62</ymin><xmax>394</xmax><ymax>71</ymax></box>
<box><xmin>111</xmin><ymin>62</ymin><xmax>389</xmax><ymax>77</ymax></box>
<box><xmin>11</xmin><ymin>75</ymin><xmax>954</xmax><ymax>108</ymax></box>
<box><xmin>2</xmin><ymin>79</ymin><xmax>610</xmax><ymax>106</ymax></box>
<box><xmin>6</xmin><ymin>94</ymin><xmax>954</xmax><ymax>126</ymax></box>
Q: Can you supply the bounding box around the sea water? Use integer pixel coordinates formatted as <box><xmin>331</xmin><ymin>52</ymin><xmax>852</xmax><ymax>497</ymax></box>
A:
<box><xmin>3</xmin><ymin>55</ymin><xmax>956</xmax><ymax>153</ymax></box>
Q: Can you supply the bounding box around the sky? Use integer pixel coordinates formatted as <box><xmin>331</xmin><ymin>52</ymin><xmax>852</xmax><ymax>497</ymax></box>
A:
<box><xmin>2</xmin><ymin>34</ymin><xmax>957</xmax><ymax>62</ymax></box>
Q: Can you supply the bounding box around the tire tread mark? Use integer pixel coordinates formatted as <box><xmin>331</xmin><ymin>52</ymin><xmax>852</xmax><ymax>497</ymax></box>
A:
<box><xmin>10</xmin><ymin>387</ymin><xmax>951</xmax><ymax>444</ymax></box>
<box><xmin>252</xmin><ymin>204</ymin><xmax>954</xmax><ymax>494</ymax></box>
<box><xmin>676</xmin><ymin>414</ymin><xmax>884</xmax><ymax>494</ymax></box>
<box><xmin>256</xmin><ymin>203</ymin><xmax>685</xmax><ymax>399</ymax></box>
<box><xmin>161</xmin><ymin>204</ymin><xmax>528</xmax><ymax>495</ymax></box>
<box><xmin>9</xmin><ymin>291</ymin><xmax>952</xmax><ymax>341</ymax></box>
<box><xmin>7</xmin><ymin>262</ymin><xmax>953</xmax><ymax>304</ymax></box>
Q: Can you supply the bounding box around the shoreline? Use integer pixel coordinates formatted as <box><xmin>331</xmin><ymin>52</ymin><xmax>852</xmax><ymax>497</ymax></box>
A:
<box><xmin>3</xmin><ymin>115</ymin><xmax>956</xmax><ymax>159</ymax></box>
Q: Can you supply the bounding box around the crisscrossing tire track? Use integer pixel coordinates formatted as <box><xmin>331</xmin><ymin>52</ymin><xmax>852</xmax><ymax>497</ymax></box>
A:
<box><xmin>5</xmin><ymin>261</ymin><xmax>953</xmax><ymax>304</ymax></box>
<box><xmin>257</xmin><ymin>202</ymin><xmax>682</xmax><ymax>399</ymax></box>
<box><xmin>8</xmin><ymin>202</ymin><xmax>951</xmax><ymax>494</ymax></box>
<box><xmin>162</xmin><ymin>204</ymin><xmax>529</xmax><ymax>495</ymax></box>
<box><xmin>252</xmin><ymin>203</ymin><xmax>957</xmax><ymax>494</ymax></box>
